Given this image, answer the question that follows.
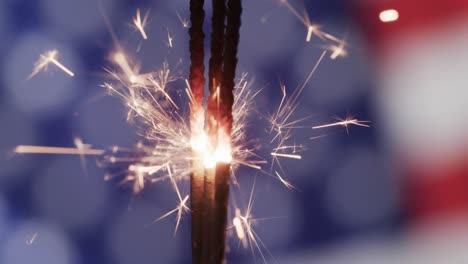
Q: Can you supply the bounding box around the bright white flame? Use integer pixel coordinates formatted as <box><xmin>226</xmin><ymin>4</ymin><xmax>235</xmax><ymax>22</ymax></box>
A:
<box><xmin>379</xmin><ymin>9</ymin><xmax>399</xmax><ymax>23</ymax></box>
<box><xmin>194</xmin><ymin>130</ymin><xmax>232</xmax><ymax>169</ymax></box>
<box><xmin>190</xmin><ymin>113</ymin><xmax>232</xmax><ymax>169</ymax></box>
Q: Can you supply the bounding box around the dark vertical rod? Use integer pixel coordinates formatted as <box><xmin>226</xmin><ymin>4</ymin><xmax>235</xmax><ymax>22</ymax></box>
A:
<box><xmin>189</xmin><ymin>0</ymin><xmax>206</xmax><ymax>263</ymax></box>
<box><xmin>189</xmin><ymin>0</ymin><xmax>242</xmax><ymax>262</ymax></box>
<box><xmin>202</xmin><ymin>0</ymin><xmax>227</xmax><ymax>262</ymax></box>
<box><xmin>206</xmin><ymin>0</ymin><xmax>226</xmax><ymax>130</ymax></box>
<box><xmin>220</xmin><ymin>0</ymin><xmax>241</xmax><ymax>131</ymax></box>
<box><xmin>213</xmin><ymin>0</ymin><xmax>242</xmax><ymax>263</ymax></box>
<box><xmin>189</xmin><ymin>0</ymin><xmax>206</xmax><ymax>111</ymax></box>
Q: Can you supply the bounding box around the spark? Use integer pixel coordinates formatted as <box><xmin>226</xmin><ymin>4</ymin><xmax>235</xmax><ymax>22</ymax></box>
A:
<box><xmin>312</xmin><ymin>116</ymin><xmax>370</xmax><ymax>134</ymax></box>
<box><xmin>74</xmin><ymin>137</ymin><xmax>93</xmax><ymax>176</ymax></box>
<box><xmin>167</xmin><ymin>29</ymin><xmax>174</xmax><ymax>48</ymax></box>
<box><xmin>270</xmin><ymin>152</ymin><xmax>301</xmax><ymax>160</ymax></box>
<box><xmin>14</xmin><ymin>145</ymin><xmax>104</xmax><ymax>155</ymax></box>
<box><xmin>309</xmin><ymin>134</ymin><xmax>328</xmax><ymax>140</ymax></box>
<box><xmin>328</xmin><ymin>40</ymin><xmax>347</xmax><ymax>60</ymax></box>
<box><xmin>230</xmin><ymin>182</ymin><xmax>271</xmax><ymax>263</ymax></box>
<box><xmin>279</xmin><ymin>0</ymin><xmax>309</xmax><ymax>26</ymax></box>
<box><xmin>306</xmin><ymin>24</ymin><xmax>317</xmax><ymax>42</ymax></box>
<box><xmin>176</xmin><ymin>12</ymin><xmax>190</xmax><ymax>28</ymax></box>
<box><xmin>268</xmin><ymin>51</ymin><xmax>326</xmax><ymax>172</ymax></box>
<box><xmin>111</xmin><ymin>52</ymin><xmax>142</xmax><ymax>85</ymax></box>
<box><xmin>275</xmin><ymin>171</ymin><xmax>296</xmax><ymax>190</ymax></box>
<box><xmin>133</xmin><ymin>8</ymin><xmax>149</xmax><ymax>40</ymax></box>
<box><xmin>125</xmin><ymin>163</ymin><xmax>167</xmax><ymax>193</ymax></box>
<box><xmin>233</xmin><ymin>208</ymin><xmax>247</xmax><ymax>248</ymax></box>
<box><xmin>28</xmin><ymin>50</ymin><xmax>74</xmax><ymax>79</ymax></box>
<box><xmin>153</xmin><ymin>164</ymin><xmax>190</xmax><ymax>234</ymax></box>
<box><xmin>26</xmin><ymin>232</ymin><xmax>38</xmax><ymax>246</ymax></box>
<box><xmin>379</xmin><ymin>9</ymin><xmax>399</xmax><ymax>23</ymax></box>
<box><xmin>279</xmin><ymin>0</ymin><xmax>346</xmax><ymax>47</ymax></box>
<box><xmin>269</xmin><ymin>51</ymin><xmax>326</xmax><ymax>142</ymax></box>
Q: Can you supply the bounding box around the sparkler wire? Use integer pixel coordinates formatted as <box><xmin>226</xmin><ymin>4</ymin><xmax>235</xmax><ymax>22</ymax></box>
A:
<box><xmin>189</xmin><ymin>0</ymin><xmax>206</xmax><ymax>263</ymax></box>
<box><xmin>202</xmin><ymin>0</ymin><xmax>227</xmax><ymax>262</ymax></box>
<box><xmin>212</xmin><ymin>0</ymin><xmax>242</xmax><ymax>263</ymax></box>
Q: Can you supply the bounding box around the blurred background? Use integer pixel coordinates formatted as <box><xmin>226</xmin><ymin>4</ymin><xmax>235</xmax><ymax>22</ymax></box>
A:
<box><xmin>1</xmin><ymin>0</ymin><xmax>468</xmax><ymax>263</ymax></box>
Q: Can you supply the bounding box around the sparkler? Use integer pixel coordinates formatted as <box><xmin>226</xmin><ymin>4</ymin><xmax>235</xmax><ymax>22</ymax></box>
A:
<box><xmin>188</xmin><ymin>0</ymin><xmax>242</xmax><ymax>262</ymax></box>
<box><xmin>12</xmin><ymin>1</ymin><xmax>372</xmax><ymax>263</ymax></box>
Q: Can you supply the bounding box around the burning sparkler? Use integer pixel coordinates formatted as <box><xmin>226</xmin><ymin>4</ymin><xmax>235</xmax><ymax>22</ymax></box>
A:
<box><xmin>13</xmin><ymin>0</ymin><xmax>371</xmax><ymax>263</ymax></box>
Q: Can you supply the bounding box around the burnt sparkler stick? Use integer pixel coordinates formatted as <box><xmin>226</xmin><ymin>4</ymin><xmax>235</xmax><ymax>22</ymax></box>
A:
<box><xmin>203</xmin><ymin>0</ymin><xmax>227</xmax><ymax>262</ymax></box>
<box><xmin>189</xmin><ymin>0</ymin><xmax>206</xmax><ymax>263</ymax></box>
<box><xmin>189</xmin><ymin>0</ymin><xmax>206</xmax><ymax>111</ymax></box>
<box><xmin>189</xmin><ymin>0</ymin><xmax>242</xmax><ymax>262</ymax></box>
<box><xmin>212</xmin><ymin>0</ymin><xmax>242</xmax><ymax>263</ymax></box>
<box><xmin>220</xmin><ymin>0</ymin><xmax>241</xmax><ymax>131</ymax></box>
<box><xmin>207</xmin><ymin>0</ymin><xmax>226</xmax><ymax>122</ymax></box>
